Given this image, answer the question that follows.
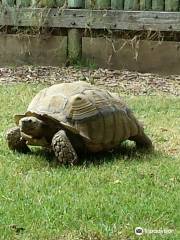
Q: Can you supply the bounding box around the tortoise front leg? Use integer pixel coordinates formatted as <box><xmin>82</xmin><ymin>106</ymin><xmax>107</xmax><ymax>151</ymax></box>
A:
<box><xmin>6</xmin><ymin>126</ymin><xmax>31</xmax><ymax>153</ymax></box>
<box><xmin>51</xmin><ymin>130</ymin><xmax>78</xmax><ymax>165</ymax></box>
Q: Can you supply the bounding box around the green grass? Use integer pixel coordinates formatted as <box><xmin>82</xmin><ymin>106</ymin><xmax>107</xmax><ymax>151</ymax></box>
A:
<box><xmin>0</xmin><ymin>84</ymin><xmax>179</xmax><ymax>240</ymax></box>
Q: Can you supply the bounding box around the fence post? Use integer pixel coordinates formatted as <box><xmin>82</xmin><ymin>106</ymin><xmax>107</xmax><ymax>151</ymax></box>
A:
<box><xmin>140</xmin><ymin>0</ymin><xmax>152</xmax><ymax>10</ymax></box>
<box><xmin>67</xmin><ymin>0</ymin><xmax>84</xmax><ymax>63</ymax></box>
<box><xmin>111</xmin><ymin>0</ymin><xmax>124</xmax><ymax>10</ymax></box>
<box><xmin>152</xmin><ymin>0</ymin><xmax>164</xmax><ymax>11</ymax></box>
<box><xmin>165</xmin><ymin>0</ymin><xmax>179</xmax><ymax>11</ymax></box>
<box><xmin>124</xmin><ymin>0</ymin><xmax>140</xmax><ymax>10</ymax></box>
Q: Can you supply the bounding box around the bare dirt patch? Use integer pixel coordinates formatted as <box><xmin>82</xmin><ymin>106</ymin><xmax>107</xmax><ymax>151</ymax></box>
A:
<box><xmin>0</xmin><ymin>66</ymin><xmax>179</xmax><ymax>96</ymax></box>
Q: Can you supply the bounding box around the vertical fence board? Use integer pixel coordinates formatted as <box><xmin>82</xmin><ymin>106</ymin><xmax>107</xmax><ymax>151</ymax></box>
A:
<box><xmin>16</xmin><ymin>0</ymin><xmax>31</xmax><ymax>7</ymax></box>
<box><xmin>124</xmin><ymin>0</ymin><xmax>140</xmax><ymax>10</ymax></box>
<box><xmin>96</xmin><ymin>0</ymin><xmax>111</xmax><ymax>9</ymax></box>
<box><xmin>85</xmin><ymin>0</ymin><xmax>96</xmax><ymax>8</ymax></box>
<box><xmin>165</xmin><ymin>0</ymin><xmax>179</xmax><ymax>11</ymax></box>
<box><xmin>140</xmin><ymin>0</ymin><xmax>152</xmax><ymax>10</ymax></box>
<box><xmin>85</xmin><ymin>0</ymin><xmax>91</xmax><ymax>8</ymax></box>
<box><xmin>2</xmin><ymin>0</ymin><xmax>15</xmax><ymax>6</ymax></box>
<box><xmin>68</xmin><ymin>0</ymin><xmax>85</xmax><ymax>8</ymax></box>
<box><xmin>32</xmin><ymin>0</ymin><xmax>56</xmax><ymax>7</ymax></box>
<box><xmin>56</xmin><ymin>0</ymin><xmax>66</xmax><ymax>7</ymax></box>
<box><xmin>152</xmin><ymin>0</ymin><xmax>164</xmax><ymax>11</ymax></box>
<box><xmin>111</xmin><ymin>0</ymin><xmax>124</xmax><ymax>9</ymax></box>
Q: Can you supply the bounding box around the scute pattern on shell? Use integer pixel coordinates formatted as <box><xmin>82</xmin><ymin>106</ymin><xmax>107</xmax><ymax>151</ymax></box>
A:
<box><xmin>26</xmin><ymin>81</ymin><xmax>126</xmax><ymax>122</ymax></box>
<box><xmin>19</xmin><ymin>81</ymin><xmax>144</xmax><ymax>152</ymax></box>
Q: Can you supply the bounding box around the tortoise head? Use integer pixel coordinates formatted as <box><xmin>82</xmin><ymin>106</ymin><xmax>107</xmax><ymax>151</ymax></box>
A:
<box><xmin>19</xmin><ymin>116</ymin><xmax>45</xmax><ymax>138</ymax></box>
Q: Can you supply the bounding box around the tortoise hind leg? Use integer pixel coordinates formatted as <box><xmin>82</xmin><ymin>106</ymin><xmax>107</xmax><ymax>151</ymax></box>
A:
<box><xmin>51</xmin><ymin>130</ymin><xmax>78</xmax><ymax>165</ymax></box>
<box><xmin>129</xmin><ymin>132</ymin><xmax>153</xmax><ymax>150</ymax></box>
<box><xmin>6</xmin><ymin>126</ymin><xmax>31</xmax><ymax>153</ymax></box>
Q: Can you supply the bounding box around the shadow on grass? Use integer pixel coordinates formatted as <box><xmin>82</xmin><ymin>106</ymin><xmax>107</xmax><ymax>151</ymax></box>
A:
<box><xmin>78</xmin><ymin>143</ymin><xmax>156</xmax><ymax>167</ymax></box>
<box><xmin>29</xmin><ymin>141</ymin><xmax>156</xmax><ymax>168</ymax></box>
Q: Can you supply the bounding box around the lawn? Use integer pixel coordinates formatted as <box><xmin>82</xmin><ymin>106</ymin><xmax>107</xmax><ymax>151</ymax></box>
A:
<box><xmin>0</xmin><ymin>84</ymin><xmax>179</xmax><ymax>240</ymax></box>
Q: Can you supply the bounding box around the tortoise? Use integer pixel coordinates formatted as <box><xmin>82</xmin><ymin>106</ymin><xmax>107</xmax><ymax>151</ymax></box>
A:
<box><xmin>6</xmin><ymin>81</ymin><xmax>153</xmax><ymax>164</ymax></box>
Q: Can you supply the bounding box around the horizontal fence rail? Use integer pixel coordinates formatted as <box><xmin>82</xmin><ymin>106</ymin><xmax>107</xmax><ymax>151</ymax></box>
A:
<box><xmin>0</xmin><ymin>8</ymin><xmax>180</xmax><ymax>32</ymax></box>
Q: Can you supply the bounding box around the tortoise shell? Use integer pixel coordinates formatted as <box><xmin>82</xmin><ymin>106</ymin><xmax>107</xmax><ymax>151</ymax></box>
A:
<box><xmin>15</xmin><ymin>81</ymin><xmax>141</xmax><ymax>152</ymax></box>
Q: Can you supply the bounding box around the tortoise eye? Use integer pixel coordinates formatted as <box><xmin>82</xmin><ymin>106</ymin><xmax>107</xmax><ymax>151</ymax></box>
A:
<box><xmin>28</xmin><ymin>119</ymin><xmax>32</xmax><ymax>123</ymax></box>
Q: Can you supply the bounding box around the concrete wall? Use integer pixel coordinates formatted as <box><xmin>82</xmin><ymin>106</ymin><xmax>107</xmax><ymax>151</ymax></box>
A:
<box><xmin>0</xmin><ymin>34</ymin><xmax>180</xmax><ymax>75</ymax></box>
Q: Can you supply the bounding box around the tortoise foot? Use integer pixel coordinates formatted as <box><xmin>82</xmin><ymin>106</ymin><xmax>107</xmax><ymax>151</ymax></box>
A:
<box><xmin>6</xmin><ymin>127</ymin><xmax>31</xmax><ymax>153</ymax></box>
<box><xmin>52</xmin><ymin>130</ymin><xmax>78</xmax><ymax>165</ymax></box>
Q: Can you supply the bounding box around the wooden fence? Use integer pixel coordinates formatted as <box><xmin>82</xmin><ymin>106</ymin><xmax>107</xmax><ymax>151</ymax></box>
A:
<box><xmin>0</xmin><ymin>0</ymin><xmax>180</xmax><ymax>68</ymax></box>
